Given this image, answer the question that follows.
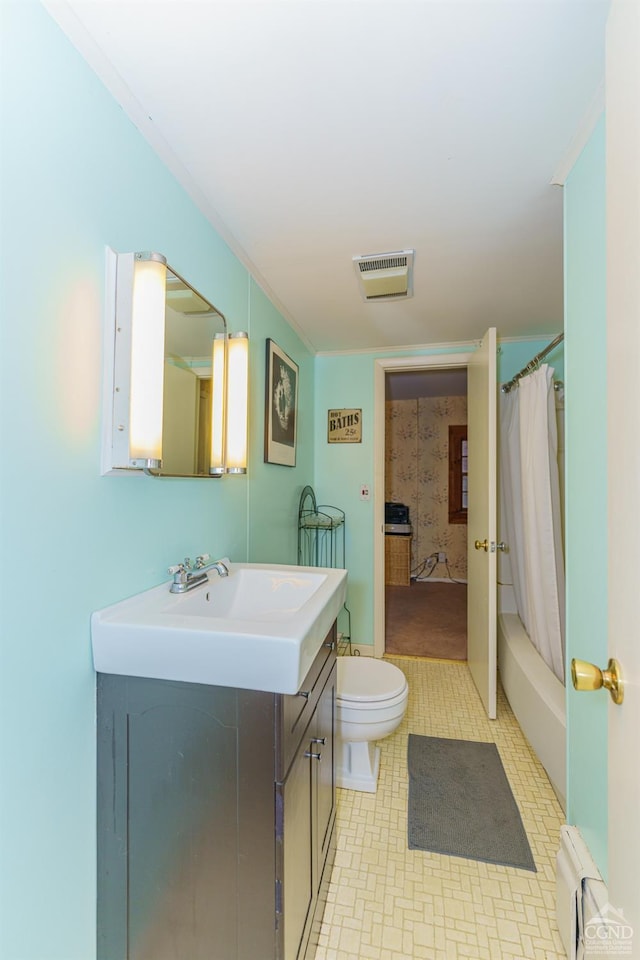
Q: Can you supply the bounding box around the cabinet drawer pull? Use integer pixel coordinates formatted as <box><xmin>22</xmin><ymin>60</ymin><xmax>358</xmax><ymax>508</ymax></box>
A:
<box><xmin>304</xmin><ymin>750</ymin><xmax>322</xmax><ymax>761</ymax></box>
<box><xmin>297</xmin><ymin>690</ymin><xmax>310</xmax><ymax>699</ymax></box>
<box><xmin>311</xmin><ymin>737</ymin><xmax>326</xmax><ymax>745</ymax></box>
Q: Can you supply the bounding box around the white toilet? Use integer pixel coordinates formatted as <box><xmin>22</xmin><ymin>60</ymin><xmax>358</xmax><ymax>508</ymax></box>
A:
<box><xmin>336</xmin><ymin>657</ymin><xmax>409</xmax><ymax>793</ymax></box>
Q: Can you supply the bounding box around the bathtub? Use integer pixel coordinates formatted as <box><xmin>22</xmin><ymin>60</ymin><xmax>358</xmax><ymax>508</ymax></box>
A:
<box><xmin>497</xmin><ymin>612</ymin><xmax>566</xmax><ymax>810</ymax></box>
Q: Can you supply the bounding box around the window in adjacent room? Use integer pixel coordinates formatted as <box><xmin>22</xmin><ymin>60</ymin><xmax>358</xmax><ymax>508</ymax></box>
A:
<box><xmin>448</xmin><ymin>425</ymin><xmax>468</xmax><ymax>524</ymax></box>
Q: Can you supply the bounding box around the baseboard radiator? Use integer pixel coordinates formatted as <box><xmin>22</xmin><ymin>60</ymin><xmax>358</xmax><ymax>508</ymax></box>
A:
<box><xmin>556</xmin><ymin>825</ymin><xmax>609</xmax><ymax>959</ymax></box>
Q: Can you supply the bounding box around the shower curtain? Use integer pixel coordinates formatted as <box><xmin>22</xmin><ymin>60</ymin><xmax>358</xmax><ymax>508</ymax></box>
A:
<box><xmin>500</xmin><ymin>364</ymin><xmax>565</xmax><ymax>682</ymax></box>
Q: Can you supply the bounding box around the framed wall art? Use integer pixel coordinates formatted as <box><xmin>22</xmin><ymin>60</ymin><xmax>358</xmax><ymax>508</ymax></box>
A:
<box><xmin>264</xmin><ymin>339</ymin><xmax>299</xmax><ymax>466</ymax></box>
<box><xmin>327</xmin><ymin>408</ymin><xmax>362</xmax><ymax>443</ymax></box>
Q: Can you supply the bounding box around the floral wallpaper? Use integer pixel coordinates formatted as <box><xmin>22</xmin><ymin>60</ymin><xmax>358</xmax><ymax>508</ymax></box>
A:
<box><xmin>385</xmin><ymin>396</ymin><xmax>468</xmax><ymax>579</ymax></box>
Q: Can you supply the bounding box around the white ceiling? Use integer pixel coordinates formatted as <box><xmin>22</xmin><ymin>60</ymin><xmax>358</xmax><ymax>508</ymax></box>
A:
<box><xmin>46</xmin><ymin>0</ymin><xmax>609</xmax><ymax>354</ymax></box>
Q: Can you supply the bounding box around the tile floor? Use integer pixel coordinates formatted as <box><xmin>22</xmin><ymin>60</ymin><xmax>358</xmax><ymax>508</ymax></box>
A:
<box><xmin>316</xmin><ymin>656</ymin><xmax>566</xmax><ymax>960</ymax></box>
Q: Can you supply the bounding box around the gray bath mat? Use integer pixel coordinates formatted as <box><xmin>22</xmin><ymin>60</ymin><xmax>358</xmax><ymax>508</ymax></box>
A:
<box><xmin>407</xmin><ymin>734</ymin><xmax>536</xmax><ymax>871</ymax></box>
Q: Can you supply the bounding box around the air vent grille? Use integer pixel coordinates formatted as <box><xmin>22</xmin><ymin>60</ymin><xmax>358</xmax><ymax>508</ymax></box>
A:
<box><xmin>352</xmin><ymin>249</ymin><xmax>414</xmax><ymax>301</ymax></box>
<box><xmin>357</xmin><ymin>255</ymin><xmax>408</xmax><ymax>274</ymax></box>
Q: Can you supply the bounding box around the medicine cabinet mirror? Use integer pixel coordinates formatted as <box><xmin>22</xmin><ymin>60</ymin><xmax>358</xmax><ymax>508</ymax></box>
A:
<box><xmin>161</xmin><ymin>271</ymin><xmax>226</xmax><ymax>476</ymax></box>
<box><xmin>103</xmin><ymin>249</ymin><xmax>232</xmax><ymax>478</ymax></box>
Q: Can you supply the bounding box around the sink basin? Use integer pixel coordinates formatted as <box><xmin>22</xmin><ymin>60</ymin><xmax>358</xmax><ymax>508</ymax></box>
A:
<box><xmin>91</xmin><ymin>561</ymin><xmax>347</xmax><ymax>694</ymax></box>
<box><xmin>166</xmin><ymin>567</ymin><xmax>328</xmax><ymax>621</ymax></box>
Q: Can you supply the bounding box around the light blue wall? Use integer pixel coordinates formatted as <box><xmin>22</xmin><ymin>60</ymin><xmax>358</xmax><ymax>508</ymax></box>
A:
<box><xmin>498</xmin><ymin>338</ymin><xmax>565</xmax><ymax>384</ymax></box>
<box><xmin>313</xmin><ymin>338</ymin><xmax>560</xmax><ymax>648</ymax></box>
<box><xmin>0</xmin><ymin>5</ymin><xmax>312</xmax><ymax>958</ymax></box>
<box><xmin>314</xmin><ymin>350</ymin><xmax>392</xmax><ymax>646</ymax></box>
<box><xmin>564</xmin><ymin>117</ymin><xmax>608</xmax><ymax>877</ymax></box>
<box><xmin>247</xmin><ymin>280</ymin><xmax>315</xmax><ymax>564</ymax></box>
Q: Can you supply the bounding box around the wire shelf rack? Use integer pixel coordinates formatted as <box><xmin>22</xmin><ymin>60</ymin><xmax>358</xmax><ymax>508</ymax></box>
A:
<box><xmin>297</xmin><ymin>485</ymin><xmax>353</xmax><ymax>653</ymax></box>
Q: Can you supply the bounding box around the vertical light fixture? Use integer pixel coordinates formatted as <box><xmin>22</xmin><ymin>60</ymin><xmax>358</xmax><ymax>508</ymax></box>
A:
<box><xmin>210</xmin><ymin>332</ymin><xmax>226</xmax><ymax>476</ymax></box>
<box><xmin>128</xmin><ymin>252</ymin><xmax>167</xmax><ymax>468</ymax></box>
<box><xmin>225</xmin><ymin>332</ymin><xmax>249</xmax><ymax>474</ymax></box>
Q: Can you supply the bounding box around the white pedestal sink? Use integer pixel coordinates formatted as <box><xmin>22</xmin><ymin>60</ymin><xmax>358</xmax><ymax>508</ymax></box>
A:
<box><xmin>91</xmin><ymin>561</ymin><xmax>347</xmax><ymax>694</ymax></box>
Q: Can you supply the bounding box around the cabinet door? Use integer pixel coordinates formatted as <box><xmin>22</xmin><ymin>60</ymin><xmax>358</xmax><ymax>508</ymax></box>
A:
<box><xmin>98</xmin><ymin>677</ymin><xmax>241</xmax><ymax>960</ymax></box>
<box><xmin>277</xmin><ymin>736</ymin><xmax>314</xmax><ymax>960</ymax></box>
<box><xmin>98</xmin><ymin>677</ymin><xmax>277</xmax><ymax>960</ymax></box>
<box><xmin>275</xmin><ymin>655</ymin><xmax>337</xmax><ymax>960</ymax></box>
<box><xmin>314</xmin><ymin>665</ymin><xmax>336</xmax><ymax>883</ymax></box>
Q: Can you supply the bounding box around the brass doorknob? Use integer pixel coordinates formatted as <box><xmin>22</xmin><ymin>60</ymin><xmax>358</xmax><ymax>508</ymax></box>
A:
<box><xmin>571</xmin><ymin>658</ymin><xmax>624</xmax><ymax>705</ymax></box>
<box><xmin>474</xmin><ymin>539</ymin><xmax>489</xmax><ymax>552</ymax></box>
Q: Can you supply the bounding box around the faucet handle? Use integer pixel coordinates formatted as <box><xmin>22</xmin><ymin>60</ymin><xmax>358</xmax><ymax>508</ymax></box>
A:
<box><xmin>195</xmin><ymin>554</ymin><xmax>211</xmax><ymax>569</ymax></box>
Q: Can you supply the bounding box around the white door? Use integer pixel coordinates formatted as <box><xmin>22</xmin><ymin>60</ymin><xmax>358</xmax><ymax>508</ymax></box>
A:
<box><xmin>605</xmin><ymin>0</ymin><xmax>639</xmax><ymax>936</ymax></box>
<box><xmin>466</xmin><ymin>328</ymin><xmax>497</xmax><ymax>719</ymax></box>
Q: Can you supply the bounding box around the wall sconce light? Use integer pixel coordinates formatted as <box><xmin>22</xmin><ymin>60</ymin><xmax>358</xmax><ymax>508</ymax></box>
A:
<box><xmin>110</xmin><ymin>251</ymin><xmax>167</xmax><ymax>471</ymax></box>
<box><xmin>209</xmin><ymin>331</ymin><xmax>248</xmax><ymax>475</ymax></box>
<box><xmin>210</xmin><ymin>332</ymin><xmax>227</xmax><ymax>476</ymax></box>
<box><xmin>103</xmin><ymin>247</ymin><xmax>249</xmax><ymax>479</ymax></box>
<box><xmin>225</xmin><ymin>332</ymin><xmax>249</xmax><ymax>474</ymax></box>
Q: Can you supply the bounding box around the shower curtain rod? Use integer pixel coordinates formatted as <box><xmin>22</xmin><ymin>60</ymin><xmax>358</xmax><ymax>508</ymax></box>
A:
<box><xmin>501</xmin><ymin>332</ymin><xmax>564</xmax><ymax>394</ymax></box>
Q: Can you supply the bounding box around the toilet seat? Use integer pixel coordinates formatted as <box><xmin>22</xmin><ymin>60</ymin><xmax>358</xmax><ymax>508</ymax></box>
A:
<box><xmin>337</xmin><ymin>658</ymin><xmax>408</xmax><ymax>704</ymax></box>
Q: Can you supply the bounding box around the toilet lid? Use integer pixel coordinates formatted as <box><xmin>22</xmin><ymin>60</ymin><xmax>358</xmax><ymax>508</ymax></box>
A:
<box><xmin>337</xmin><ymin>657</ymin><xmax>407</xmax><ymax>702</ymax></box>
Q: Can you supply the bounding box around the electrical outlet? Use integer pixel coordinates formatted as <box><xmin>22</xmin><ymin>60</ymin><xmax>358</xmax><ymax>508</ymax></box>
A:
<box><xmin>360</xmin><ymin>484</ymin><xmax>370</xmax><ymax>501</ymax></box>
<box><xmin>438</xmin><ymin>552</ymin><xmax>446</xmax><ymax>563</ymax></box>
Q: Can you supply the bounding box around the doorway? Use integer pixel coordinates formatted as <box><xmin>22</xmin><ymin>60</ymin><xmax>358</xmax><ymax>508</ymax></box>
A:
<box><xmin>372</xmin><ymin>352</ymin><xmax>473</xmax><ymax>659</ymax></box>
<box><xmin>384</xmin><ymin>367</ymin><xmax>468</xmax><ymax>659</ymax></box>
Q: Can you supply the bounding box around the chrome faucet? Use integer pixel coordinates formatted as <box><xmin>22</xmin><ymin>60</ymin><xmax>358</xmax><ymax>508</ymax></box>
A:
<box><xmin>195</xmin><ymin>554</ymin><xmax>229</xmax><ymax>577</ymax></box>
<box><xmin>168</xmin><ymin>554</ymin><xmax>229</xmax><ymax>594</ymax></box>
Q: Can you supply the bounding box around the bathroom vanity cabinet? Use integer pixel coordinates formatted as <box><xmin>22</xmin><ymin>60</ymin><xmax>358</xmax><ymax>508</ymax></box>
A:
<box><xmin>97</xmin><ymin>624</ymin><xmax>337</xmax><ymax>960</ymax></box>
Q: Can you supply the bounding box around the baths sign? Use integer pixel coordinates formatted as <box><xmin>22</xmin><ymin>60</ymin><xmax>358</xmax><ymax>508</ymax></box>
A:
<box><xmin>328</xmin><ymin>409</ymin><xmax>362</xmax><ymax>444</ymax></box>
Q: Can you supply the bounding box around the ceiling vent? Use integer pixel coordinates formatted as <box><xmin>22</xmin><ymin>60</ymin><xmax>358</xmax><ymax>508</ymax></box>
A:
<box><xmin>352</xmin><ymin>249</ymin><xmax>414</xmax><ymax>302</ymax></box>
